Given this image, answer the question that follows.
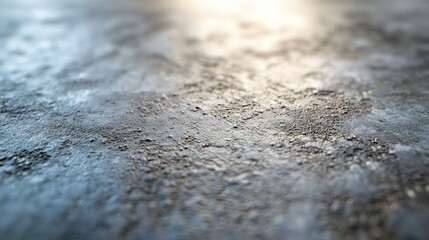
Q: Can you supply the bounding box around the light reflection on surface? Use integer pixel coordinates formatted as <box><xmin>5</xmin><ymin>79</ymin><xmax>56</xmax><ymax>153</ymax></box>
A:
<box><xmin>141</xmin><ymin>0</ymin><xmax>408</xmax><ymax>94</ymax></box>
<box><xmin>149</xmin><ymin>0</ymin><xmax>333</xmax><ymax>92</ymax></box>
<box><xmin>167</xmin><ymin>0</ymin><xmax>316</xmax><ymax>53</ymax></box>
<box><xmin>4</xmin><ymin>0</ymin><xmax>419</xmax><ymax>97</ymax></box>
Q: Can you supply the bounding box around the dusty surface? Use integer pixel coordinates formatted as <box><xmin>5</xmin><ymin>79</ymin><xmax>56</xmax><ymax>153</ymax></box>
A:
<box><xmin>1</xmin><ymin>0</ymin><xmax>429</xmax><ymax>239</ymax></box>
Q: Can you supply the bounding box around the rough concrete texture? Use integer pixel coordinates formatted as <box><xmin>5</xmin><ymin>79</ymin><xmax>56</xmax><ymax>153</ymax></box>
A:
<box><xmin>1</xmin><ymin>0</ymin><xmax>429</xmax><ymax>239</ymax></box>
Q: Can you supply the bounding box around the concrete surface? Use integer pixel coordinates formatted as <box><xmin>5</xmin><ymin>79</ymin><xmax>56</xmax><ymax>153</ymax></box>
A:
<box><xmin>1</xmin><ymin>0</ymin><xmax>429</xmax><ymax>239</ymax></box>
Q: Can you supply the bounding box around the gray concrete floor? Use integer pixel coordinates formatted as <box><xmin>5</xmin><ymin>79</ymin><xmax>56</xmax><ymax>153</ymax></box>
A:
<box><xmin>1</xmin><ymin>0</ymin><xmax>429</xmax><ymax>239</ymax></box>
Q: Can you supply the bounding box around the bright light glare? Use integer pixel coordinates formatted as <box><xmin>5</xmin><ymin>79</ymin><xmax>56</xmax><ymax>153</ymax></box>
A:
<box><xmin>162</xmin><ymin>0</ymin><xmax>316</xmax><ymax>57</ymax></box>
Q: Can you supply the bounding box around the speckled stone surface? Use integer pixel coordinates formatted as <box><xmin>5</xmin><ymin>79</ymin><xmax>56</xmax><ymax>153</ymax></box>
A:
<box><xmin>1</xmin><ymin>0</ymin><xmax>429</xmax><ymax>239</ymax></box>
